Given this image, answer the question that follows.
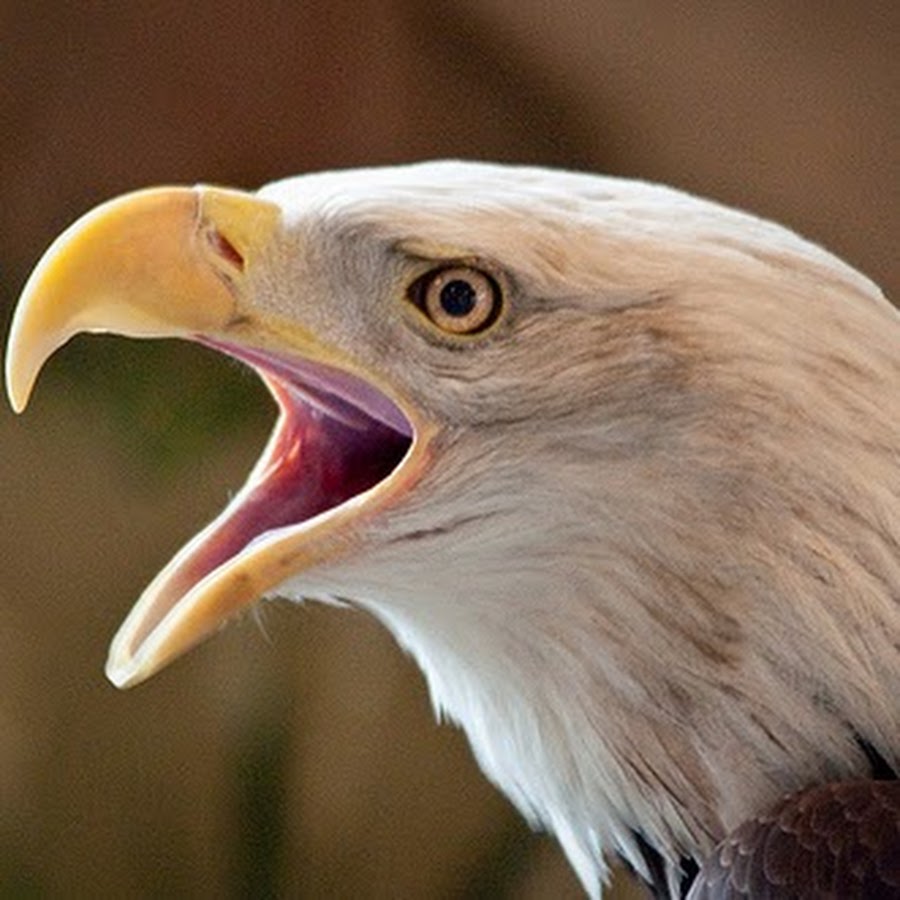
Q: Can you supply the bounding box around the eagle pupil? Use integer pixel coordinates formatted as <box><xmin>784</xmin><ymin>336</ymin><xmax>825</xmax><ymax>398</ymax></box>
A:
<box><xmin>440</xmin><ymin>279</ymin><xmax>477</xmax><ymax>318</ymax></box>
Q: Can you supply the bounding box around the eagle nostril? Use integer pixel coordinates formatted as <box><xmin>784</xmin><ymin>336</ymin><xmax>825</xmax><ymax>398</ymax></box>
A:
<box><xmin>207</xmin><ymin>227</ymin><xmax>245</xmax><ymax>272</ymax></box>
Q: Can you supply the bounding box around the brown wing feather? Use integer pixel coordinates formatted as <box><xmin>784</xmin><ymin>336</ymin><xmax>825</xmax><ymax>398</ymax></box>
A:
<box><xmin>687</xmin><ymin>780</ymin><xmax>900</xmax><ymax>899</ymax></box>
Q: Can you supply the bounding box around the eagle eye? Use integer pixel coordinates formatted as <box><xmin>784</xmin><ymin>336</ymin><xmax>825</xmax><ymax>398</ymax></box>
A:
<box><xmin>409</xmin><ymin>266</ymin><xmax>502</xmax><ymax>336</ymax></box>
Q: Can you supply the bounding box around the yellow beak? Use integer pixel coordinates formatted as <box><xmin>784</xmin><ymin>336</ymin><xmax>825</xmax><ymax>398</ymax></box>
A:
<box><xmin>6</xmin><ymin>186</ymin><xmax>280</xmax><ymax>412</ymax></box>
<box><xmin>7</xmin><ymin>186</ymin><xmax>426</xmax><ymax>689</ymax></box>
<box><xmin>6</xmin><ymin>187</ymin><xmax>294</xmax><ymax>686</ymax></box>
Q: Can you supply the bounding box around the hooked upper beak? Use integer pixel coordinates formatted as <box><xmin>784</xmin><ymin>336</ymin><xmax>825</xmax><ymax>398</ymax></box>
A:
<box><xmin>5</xmin><ymin>186</ymin><xmax>289</xmax><ymax>686</ymax></box>
<box><xmin>6</xmin><ymin>185</ymin><xmax>427</xmax><ymax>689</ymax></box>
<box><xmin>6</xmin><ymin>185</ymin><xmax>281</xmax><ymax>413</ymax></box>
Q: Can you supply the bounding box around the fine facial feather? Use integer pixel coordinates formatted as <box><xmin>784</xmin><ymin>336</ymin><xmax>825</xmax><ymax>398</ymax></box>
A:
<box><xmin>250</xmin><ymin>162</ymin><xmax>899</xmax><ymax>895</ymax></box>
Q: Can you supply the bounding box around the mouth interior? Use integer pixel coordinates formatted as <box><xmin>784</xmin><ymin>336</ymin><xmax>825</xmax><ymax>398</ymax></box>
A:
<box><xmin>127</xmin><ymin>339</ymin><xmax>414</xmax><ymax>649</ymax></box>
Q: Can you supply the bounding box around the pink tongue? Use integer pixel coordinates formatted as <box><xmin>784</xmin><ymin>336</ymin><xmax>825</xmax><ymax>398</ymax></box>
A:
<box><xmin>155</xmin><ymin>387</ymin><xmax>411</xmax><ymax>607</ymax></box>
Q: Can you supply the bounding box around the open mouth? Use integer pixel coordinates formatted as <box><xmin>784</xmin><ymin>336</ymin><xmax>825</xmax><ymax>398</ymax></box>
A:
<box><xmin>3</xmin><ymin>182</ymin><xmax>427</xmax><ymax>686</ymax></box>
<box><xmin>115</xmin><ymin>339</ymin><xmax>415</xmax><ymax>662</ymax></box>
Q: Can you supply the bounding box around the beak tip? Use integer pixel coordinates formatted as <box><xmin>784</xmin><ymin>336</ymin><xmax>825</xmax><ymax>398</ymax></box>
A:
<box><xmin>105</xmin><ymin>633</ymin><xmax>146</xmax><ymax>689</ymax></box>
<box><xmin>6</xmin><ymin>290</ymin><xmax>64</xmax><ymax>415</ymax></box>
<box><xmin>5</xmin><ymin>359</ymin><xmax>33</xmax><ymax>414</ymax></box>
<box><xmin>105</xmin><ymin>655</ymin><xmax>142</xmax><ymax>690</ymax></box>
<box><xmin>6</xmin><ymin>391</ymin><xmax>27</xmax><ymax>416</ymax></box>
<box><xmin>5</xmin><ymin>360</ymin><xmax>34</xmax><ymax>414</ymax></box>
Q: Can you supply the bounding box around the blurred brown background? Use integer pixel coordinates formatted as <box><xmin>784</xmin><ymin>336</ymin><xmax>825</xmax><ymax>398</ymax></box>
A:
<box><xmin>1</xmin><ymin>3</ymin><xmax>896</xmax><ymax>898</ymax></box>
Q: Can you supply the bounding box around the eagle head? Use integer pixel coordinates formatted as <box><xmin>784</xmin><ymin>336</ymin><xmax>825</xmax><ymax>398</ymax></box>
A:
<box><xmin>7</xmin><ymin>161</ymin><xmax>899</xmax><ymax>896</ymax></box>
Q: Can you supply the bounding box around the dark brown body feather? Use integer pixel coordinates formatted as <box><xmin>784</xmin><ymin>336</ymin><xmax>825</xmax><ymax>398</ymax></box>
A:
<box><xmin>687</xmin><ymin>780</ymin><xmax>900</xmax><ymax>899</ymax></box>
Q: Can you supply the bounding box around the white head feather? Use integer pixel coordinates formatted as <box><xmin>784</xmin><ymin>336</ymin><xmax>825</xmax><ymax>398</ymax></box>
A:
<box><xmin>250</xmin><ymin>162</ymin><xmax>899</xmax><ymax>896</ymax></box>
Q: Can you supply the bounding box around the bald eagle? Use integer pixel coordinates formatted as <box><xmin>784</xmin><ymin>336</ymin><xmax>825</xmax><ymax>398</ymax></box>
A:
<box><xmin>7</xmin><ymin>162</ymin><xmax>899</xmax><ymax>898</ymax></box>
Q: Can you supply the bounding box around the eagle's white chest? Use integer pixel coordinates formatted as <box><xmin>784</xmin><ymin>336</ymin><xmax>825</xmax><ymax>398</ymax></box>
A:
<box><xmin>351</xmin><ymin>585</ymin><xmax>717</xmax><ymax>898</ymax></box>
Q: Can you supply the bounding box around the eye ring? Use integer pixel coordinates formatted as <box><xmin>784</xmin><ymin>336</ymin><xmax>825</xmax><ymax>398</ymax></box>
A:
<box><xmin>409</xmin><ymin>266</ymin><xmax>503</xmax><ymax>336</ymax></box>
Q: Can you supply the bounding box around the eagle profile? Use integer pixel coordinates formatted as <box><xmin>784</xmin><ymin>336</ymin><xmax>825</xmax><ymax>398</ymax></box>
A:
<box><xmin>7</xmin><ymin>161</ymin><xmax>899</xmax><ymax>898</ymax></box>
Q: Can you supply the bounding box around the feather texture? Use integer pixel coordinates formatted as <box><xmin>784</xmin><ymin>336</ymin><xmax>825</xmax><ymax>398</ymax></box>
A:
<box><xmin>14</xmin><ymin>161</ymin><xmax>896</xmax><ymax>897</ymax></box>
<box><xmin>252</xmin><ymin>163</ymin><xmax>900</xmax><ymax>895</ymax></box>
<box><xmin>688</xmin><ymin>780</ymin><xmax>900</xmax><ymax>899</ymax></box>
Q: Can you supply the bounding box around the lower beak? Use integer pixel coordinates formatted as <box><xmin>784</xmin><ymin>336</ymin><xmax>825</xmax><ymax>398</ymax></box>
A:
<box><xmin>6</xmin><ymin>186</ymin><xmax>290</xmax><ymax>684</ymax></box>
